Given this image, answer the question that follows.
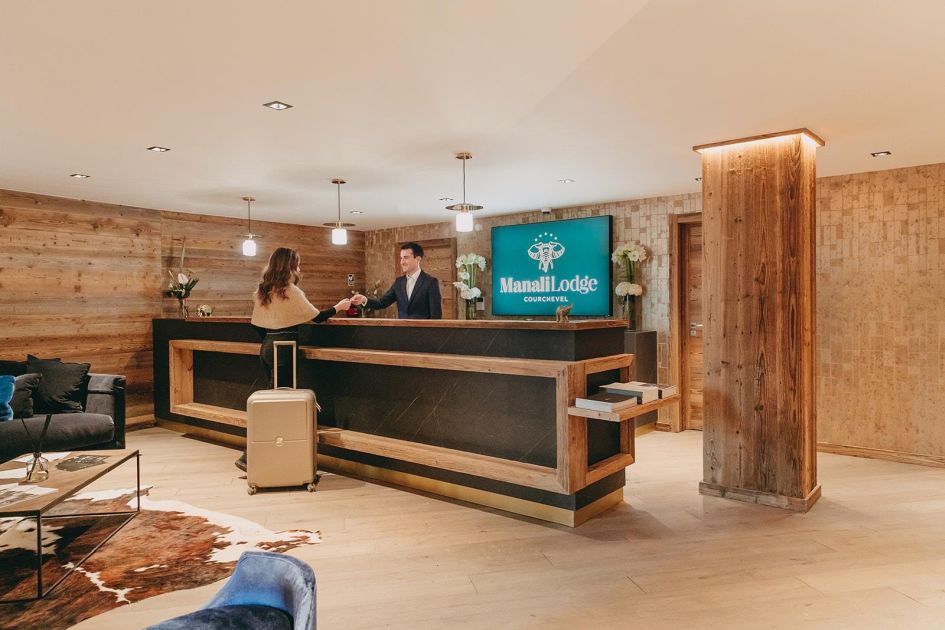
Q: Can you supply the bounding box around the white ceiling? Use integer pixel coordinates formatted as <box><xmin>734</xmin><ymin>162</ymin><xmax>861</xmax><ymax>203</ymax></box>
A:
<box><xmin>2</xmin><ymin>0</ymin><xmax>944</xmax><ymax>230</ymax></box>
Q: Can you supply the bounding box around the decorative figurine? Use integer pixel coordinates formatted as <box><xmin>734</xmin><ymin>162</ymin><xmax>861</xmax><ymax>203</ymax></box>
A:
<box><xmin>555</xmin><ymin>304</ymin><xmax>574</xmax><ymax>323</ymax></box>
<box><xmin>196</xmin><ymin>304</ymin><xmax>213</xmax><ymax>317</ymax></box>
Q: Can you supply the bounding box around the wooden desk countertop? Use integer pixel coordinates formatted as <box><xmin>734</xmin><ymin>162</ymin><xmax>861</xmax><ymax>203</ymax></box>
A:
<box><xmin>174</xmin><ymin>316</ymin><xmax>629</xmax><ymax>331</ymax></box>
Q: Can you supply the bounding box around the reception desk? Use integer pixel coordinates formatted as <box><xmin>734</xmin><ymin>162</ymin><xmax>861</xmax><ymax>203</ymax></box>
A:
<box><xmin>153</xmin><ymin>317</ymin><xmax>668</xmax><ymax>525</ymax></box>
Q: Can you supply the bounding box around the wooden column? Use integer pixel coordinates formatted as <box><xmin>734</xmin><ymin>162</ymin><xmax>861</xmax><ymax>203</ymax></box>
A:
<box><xmin>693</xmin><ymin>129</ymin><xmax>823</xmax><ymax>512</ymax></box>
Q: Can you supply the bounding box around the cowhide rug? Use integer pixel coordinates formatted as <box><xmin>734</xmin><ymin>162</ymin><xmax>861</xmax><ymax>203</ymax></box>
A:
<box><xmin>0</xmin><ymin>488</ymin><xmax>320</xmax><ymax>629</ymax></box>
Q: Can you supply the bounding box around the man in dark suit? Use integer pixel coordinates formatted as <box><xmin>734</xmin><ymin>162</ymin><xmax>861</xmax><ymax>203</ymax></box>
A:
<box><xmin>354</xmin><ymin>242</ymin><xmax>443</xmax><ymax>319</ymax></box>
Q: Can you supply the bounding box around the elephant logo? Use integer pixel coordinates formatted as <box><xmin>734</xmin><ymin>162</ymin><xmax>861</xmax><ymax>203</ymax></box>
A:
<box><xmin>528</xmin><ymin>233</ymin><xmax>565</xmax><ymax>272</ymax></box>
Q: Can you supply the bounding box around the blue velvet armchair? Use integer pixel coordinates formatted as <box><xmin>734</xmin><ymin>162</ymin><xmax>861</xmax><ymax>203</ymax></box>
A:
<box><xmin>146</xmin><ymin>551</ymin><xmax>316</xmax><ymax>630</ymax></box>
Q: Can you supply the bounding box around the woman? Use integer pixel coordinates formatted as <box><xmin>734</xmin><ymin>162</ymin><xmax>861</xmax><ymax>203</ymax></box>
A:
<box><xmin>235</xmin><ymin>247</ymin><xmax>351</xmax><ymax>471</ymax></box>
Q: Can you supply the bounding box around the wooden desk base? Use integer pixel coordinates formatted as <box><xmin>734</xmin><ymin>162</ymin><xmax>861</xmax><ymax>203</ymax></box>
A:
<box><xmin>154</xmin><ymin>418</ymin><xmax>635</xmax><ymax>526</ymax></box>
<box><xmin>319</xmin><ymin>453</ymin><xmax>624</xmax><ymax>527</ymax></box>
<box><xmin>156</xmin><ymin>334</ymin><xmax>650</xmax><ymax>526</ymax></box>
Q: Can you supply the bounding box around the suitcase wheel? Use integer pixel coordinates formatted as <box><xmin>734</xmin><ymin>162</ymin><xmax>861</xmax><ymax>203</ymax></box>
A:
<box><xmin>247</xmin><ymin>484</ymin><xmax>258</xmax><ymax>495</ymax></box>
<box><xmin>306</xmin><ymin>482</ymin><xmax>317</xmax><ymax>493</ymax></box>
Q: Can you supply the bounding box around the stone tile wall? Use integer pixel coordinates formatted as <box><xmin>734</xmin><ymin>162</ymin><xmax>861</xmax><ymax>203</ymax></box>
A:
<box><xmin>365</xmin><ymin>163</ymin><xmax>945</xmax><ymax>458</ymax></box>
<box><xmin>816</xmin><ymin>163</ymin><xmax>945</xmax><ymax>456</ymax></box>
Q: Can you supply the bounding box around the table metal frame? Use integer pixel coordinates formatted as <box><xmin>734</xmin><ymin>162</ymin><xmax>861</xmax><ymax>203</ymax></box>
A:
<box><xmin>0</xmin><ymin>449</ymin><xmax>140</xmax><ymax>603</ymax></box>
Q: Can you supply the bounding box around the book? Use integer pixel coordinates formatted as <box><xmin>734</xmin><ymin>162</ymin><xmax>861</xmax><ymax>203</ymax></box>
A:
<box><xmin>603</xmin><ymin>381</ymin><xmax>678</xmax><ymax>400</ymax></box>
<box><xmin>574</xmin><ymin>391</ymin><xmax>639</xmax><ymax>412</ymax></box>
<box><xmin>602</xmin><ymin>381</ymin><xmax>659</xmax><ymax>403</ymax></box>
<box><xmin>632</xmin><ymin>382</ymin><xmax>678</xmax><ymax>398</ymax></box>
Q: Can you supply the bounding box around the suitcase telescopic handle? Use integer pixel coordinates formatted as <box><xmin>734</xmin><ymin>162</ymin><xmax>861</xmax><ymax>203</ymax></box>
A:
<box><xmin>272</xmin><ymin>340</ymin><xmax>297</xmax><ymax>389</ymax></box>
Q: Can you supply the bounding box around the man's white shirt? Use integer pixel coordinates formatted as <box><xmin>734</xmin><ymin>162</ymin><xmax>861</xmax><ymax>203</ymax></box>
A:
<box><xmin>405</xmin><ymin>269</ymin><xmax>421</xmax><ymax>300</ymax></box>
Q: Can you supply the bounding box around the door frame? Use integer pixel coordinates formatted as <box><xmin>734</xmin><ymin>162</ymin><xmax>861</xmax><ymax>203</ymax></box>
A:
<box><xmin>392</xmin><ymin>237</ymin><xmax>458</xmax><ymax>318</ymax></box>
<box><xmin>668</xmin><ymin>212</ymin><xmax>703</xmax><ymax>433</ymax></box>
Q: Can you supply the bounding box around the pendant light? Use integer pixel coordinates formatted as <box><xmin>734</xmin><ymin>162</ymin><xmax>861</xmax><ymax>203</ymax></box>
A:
<box><xmin>445</xmin><ymin>152</ymin><xmax>482</xmax><ymax>233</ymax></box>
<box><xmin>241</xmin><ymin>196</ymin><xmax>260</xmax><ymax>256</ymax></box>
<box><xmin>323</xmin><ymin>178</ymin><xmax>355</xmax><ymax>245</ymax></box>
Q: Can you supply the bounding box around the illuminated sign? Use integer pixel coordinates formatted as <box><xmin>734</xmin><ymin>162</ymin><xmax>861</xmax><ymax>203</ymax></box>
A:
<box><xmin>491</xmin><ymin>216</ymin><xmax>612</xmax><ymax>316</ymax></box>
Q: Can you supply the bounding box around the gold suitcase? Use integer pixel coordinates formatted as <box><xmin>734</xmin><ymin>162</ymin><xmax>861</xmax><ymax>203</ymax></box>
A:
<box><xmin>246</xmin><ymin>340</ymin><xmax>317</xmax><ymax>494</ymax></box>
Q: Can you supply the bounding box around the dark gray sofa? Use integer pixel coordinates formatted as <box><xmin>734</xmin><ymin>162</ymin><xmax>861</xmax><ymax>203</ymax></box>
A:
<box><xmin>0</xmin><ymin>373</ymin><xmax>126</xmax><ymax>463</ymax></box>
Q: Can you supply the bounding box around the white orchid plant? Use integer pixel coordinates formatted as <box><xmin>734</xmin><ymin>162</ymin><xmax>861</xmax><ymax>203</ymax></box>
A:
<box><xmin>166</xmin><ymin>246</ymin><xmax>199</xmax><ymax>299</ymax></box>
<box><xmin>612</xmin><ymin>242</ymin><xmax>648</xmax><ymax>324</ymax></box>
<box><xmin>453</xmin><ymin>253</ymin><xmax>486</xmax><ymax>301</ymax></box>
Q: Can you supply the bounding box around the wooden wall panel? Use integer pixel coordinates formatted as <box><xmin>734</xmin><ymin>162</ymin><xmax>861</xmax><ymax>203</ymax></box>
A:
<box><xmin>0</xmin><ymin>190</ymin><xmax>365</xmax><ymax>423</ymax></box>
<box><xmin>0</xmin><ymin>190</ymin><xmax>162</xmax><ymax>421</ymax></box>
<box><xmin>160</xmin><ymin>211</ymin><xmax>364</xmax><ymax>318</ymax></box>
<box><xmin>697</xmin><ymin>133</ymin><xmax>819</xmax><ymax>511</ymax></box>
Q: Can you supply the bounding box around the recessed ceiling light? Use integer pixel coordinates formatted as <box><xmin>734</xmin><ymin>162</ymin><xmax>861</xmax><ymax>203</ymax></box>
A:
<box><xmin>350</xmin><ymin>210</ymin><xmax>364</xmax><ymax>215</ymax></box>
<box><xmin>695</xmin><ymin>177</ymin><xmax>703</xmax><ymax>182</ymax></box>
<box><xmin>69</xmin><ymin>173</ymin><xmax>90</xmax><ymax>178</ymax></box>
<box><xmin>870</xmin><ymin>150</ymin><xmax>892</xmax><ymax>157</ymax></box>
<box><xmin>147</xmin><ymin>146</ymin><xmax>171</xmax><ymax>152</ymax></box>
<box><xmin>439</xmin><ymin>197</ymin><xmax>454</xmax><ymax>202</ymax></box>
<box><xmin>263</xmin><ymin>101</ymin><xmax>293</xmax><ymax>110</ymax></box>
<box><xmin>557</xmin><ymin>178</ymin><xmax>575</xmax><ymax>184</ymax></box>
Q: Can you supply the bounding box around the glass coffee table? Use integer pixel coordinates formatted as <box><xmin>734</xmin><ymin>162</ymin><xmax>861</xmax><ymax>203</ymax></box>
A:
<box><xmin>0</xmin><ymin>449</ymin><xmax>140</xmax><ymax>603</ymax></box>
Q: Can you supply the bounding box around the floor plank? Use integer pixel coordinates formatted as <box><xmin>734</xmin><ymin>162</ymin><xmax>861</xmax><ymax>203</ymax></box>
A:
<box><xmin>72</xmin><ymin>428</ymin><xmax>945</xmax><ymax>629</ymax></box>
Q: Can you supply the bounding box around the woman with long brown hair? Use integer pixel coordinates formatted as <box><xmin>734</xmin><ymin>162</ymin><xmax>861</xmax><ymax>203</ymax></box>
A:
<box><xmin>252</xmin><ymin>246</ymin><xmax>350</xmax><ymax>332</ymax></box>
<box><xmin>235</xmin><ymin>247</ymin><xmax>351</xmax><ymax>471</ymax></box>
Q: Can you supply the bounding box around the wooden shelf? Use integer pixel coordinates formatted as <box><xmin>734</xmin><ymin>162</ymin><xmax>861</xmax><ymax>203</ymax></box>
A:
<box><xmin>169</xmin><ymin>339</ymin><xmax>260</xmax><ymax>354</ymax></box>
<box><xmin>301</xmin><ymin>346</ymin><xmax>574</xmax><ymax>377</ymax></box>
<box><xmin>171</xmin><ymin>402</ymin><xmax>246</xmax><ymax>427</ymax></box>
<box><xmin>568</xmin><ymin>394</ymin><xmax>680</xmax><ymax>423</ymax></box>
<box><xmin>316</xmin><ymin>427</ymin><xmax>563</xmax><ymax>493</ymax></box>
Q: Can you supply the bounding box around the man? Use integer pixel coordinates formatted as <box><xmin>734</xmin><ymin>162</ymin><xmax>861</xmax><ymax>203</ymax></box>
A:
<box><xmin>353</xmin><ymin>242</ymin><xmax>443</xmax><ymax>319</ymax></box>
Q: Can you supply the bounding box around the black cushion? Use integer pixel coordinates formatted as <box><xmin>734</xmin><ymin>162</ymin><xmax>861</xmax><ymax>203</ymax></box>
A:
<box><xmin>27</xmin><ymin>355</ymin><xmax>90</xmax><ymax>414</ymax></box>
<box><xmin>11</xmin><ymin>373</ymin><xmax>42</xmax><ymax>419</ymax></box>
<box><xmin>146</xmin><ymin>604</ymin><xmax>293</xmax><ymax>630</ymax></box>
<box><xmin>0</xmin><ymin>413</ymin><xmax>114</xmax><ymax>461</ymax></box>
<box><xmin>0</xmin><ymin>360</ymin><xmax>27</xmax><ymax>377</ymax></box>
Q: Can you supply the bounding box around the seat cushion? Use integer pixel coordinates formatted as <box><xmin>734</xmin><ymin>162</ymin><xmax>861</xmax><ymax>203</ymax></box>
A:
<box><xmin>0</xmin><ymin>413</ymin><xmax>114</xmax><ymax>461</ymax></box>
<box><xmin>146</xmin><ymin>604</ymin><xmax>293</xmax><ymax>630</ymax></box>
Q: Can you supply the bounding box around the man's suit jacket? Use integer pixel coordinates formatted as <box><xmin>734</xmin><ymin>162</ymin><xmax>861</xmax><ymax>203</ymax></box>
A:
<box><xmin>366</xmin><ymin>270</ymin><xmax>443</xmax><ymax>319</ymax></box>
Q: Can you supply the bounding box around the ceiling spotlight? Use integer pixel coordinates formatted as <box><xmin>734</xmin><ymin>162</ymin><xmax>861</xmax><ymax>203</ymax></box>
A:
<box><xmin>147</xmin><ymin>146</ymin><xmax>171</xmax><ymax>152</ymax></box>
<box><xmin>69</xmin><ymin>173</ymin><xmax>91</xmax><ymax>178</ymax></box>
<box><xmin>263</xmin><ymin>101</ymin><xmax>293</xmax><ymax>110</ymax></box>
<box><xmin>695</xmin><ymin>177</ymin><xmax>703</xmax><ymax>182</ymax></box>
<box><xmin>557</xmin><ymin>178</ymin><xmax>575</xmax><ymax>184</ymax></box>
<box><xmin>870</xmin><ymin>150</ymin><xmax>892</xmax><ymax>157</ymax></box>
<box><xmin>439</xmin><ymin>197</ymin><xmax>454</xmax><ymax>202</ymax></box>
<box><xmin>350</xmin><ymin>210</ymin><xmax>364</xmax><ymax>215</ymax></box>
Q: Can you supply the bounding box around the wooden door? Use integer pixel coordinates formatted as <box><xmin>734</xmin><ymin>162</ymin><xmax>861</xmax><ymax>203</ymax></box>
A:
<box><xmin>680</xmin><ymin>222</ymin><xmax>704</xmax><ymax>430</ymax></box>
<box><xmin>393</xmin><ymin>238</ymin><xmax>457</xmax><ymax>318</ymax></box>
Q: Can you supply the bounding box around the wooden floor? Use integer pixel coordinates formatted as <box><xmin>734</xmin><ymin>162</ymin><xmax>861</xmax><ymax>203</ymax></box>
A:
<box><xmin>73</xmin><ymin>427</ymin><xmax>945</xmax><ymax>629</ymax></box>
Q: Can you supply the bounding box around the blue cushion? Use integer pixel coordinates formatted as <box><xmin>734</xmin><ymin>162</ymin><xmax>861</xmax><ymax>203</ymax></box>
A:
<box><xmin>146</xmin><ymin>604</ymin><xmax>292</xmax><ymax>630</ymax></box>
<box><xmin>0</xmin><ymin>375</ymin><xmax>14</xmax><ymax>422</ymax></box>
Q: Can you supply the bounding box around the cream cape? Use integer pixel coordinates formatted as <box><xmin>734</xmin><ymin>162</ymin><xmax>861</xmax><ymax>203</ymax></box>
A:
<box><xmin>250</xmin><ymin>283</ymin><xmax>320</xmax><ymax>329</ymax></box>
